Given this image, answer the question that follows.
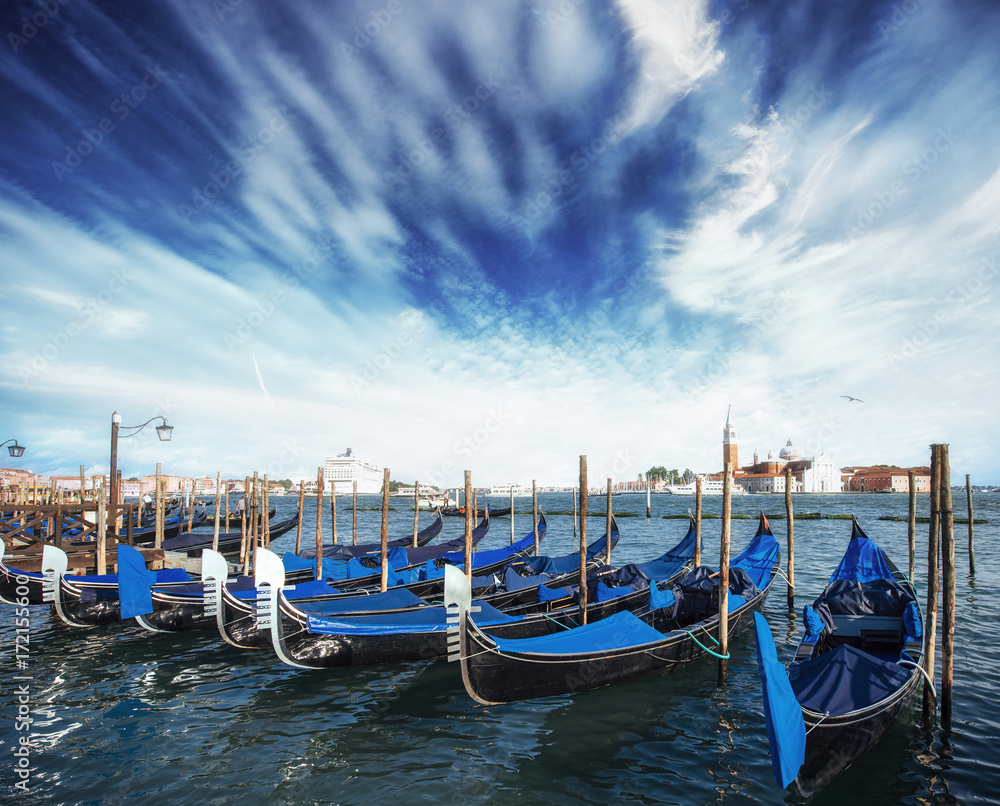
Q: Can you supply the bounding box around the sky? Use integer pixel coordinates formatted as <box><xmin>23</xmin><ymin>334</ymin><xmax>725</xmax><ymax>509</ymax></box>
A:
<box><xmin>1</xmin><ymin>0</ymin><xmax>998</xmax><ymax>488</ymax></box>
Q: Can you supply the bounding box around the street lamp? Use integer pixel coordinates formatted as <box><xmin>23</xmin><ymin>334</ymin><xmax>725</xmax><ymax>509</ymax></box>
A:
<box><xmin>1</xmin><ymin>439</ymin><xmax>26</xmax><ymax>458</ymax></box>
<box><xmin>109</xmin><ymin>412</ymin><xmax>174</xmax><ymax>512</ymax></box>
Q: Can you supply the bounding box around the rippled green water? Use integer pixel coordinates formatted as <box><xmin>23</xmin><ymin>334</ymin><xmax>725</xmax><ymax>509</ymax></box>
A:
<box><xmin>2</xmin><ymin>491</ymin><xmax>996</xmax><ymax>804</ymax></box>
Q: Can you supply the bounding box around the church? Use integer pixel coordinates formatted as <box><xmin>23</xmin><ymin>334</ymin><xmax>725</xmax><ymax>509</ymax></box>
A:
<box><xmin>722</xmin><ymin>407</ymin><xmax>841</xmax><ymax>493</ymax></box>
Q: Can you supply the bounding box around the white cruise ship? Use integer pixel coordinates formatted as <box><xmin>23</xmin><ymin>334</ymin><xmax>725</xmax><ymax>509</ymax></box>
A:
<box><xmin>324</xmin><ymin>448</ymin><xmax>383</xmax><ymax>494</ymax></box>
<box><xmin>664</xmin><ymin>476</ymin><xmax>746</xmax><ymax>496</ymax></box>
<box><xmin>487</xmin><ymin>483</ymin><xmax>530</xmax><ymax>497</ymax></box>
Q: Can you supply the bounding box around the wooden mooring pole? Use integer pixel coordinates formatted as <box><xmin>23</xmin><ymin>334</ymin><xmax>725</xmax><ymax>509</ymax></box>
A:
<box><xmin>646</xmin><ymin>484</ymin><xmax>651</xmax><ymax>519</ymax></box>
<box><xmin>785</xmin><ymin>466</ymin><xmax>794</xmax><ymax>613</ymax></box>
<box><xmin>719</xmin><ymin>462</ymin><xmax>732</xmax><ymax>670</ymax></box>
<box><xmin>923</xmin><ymin>444</ymin><xmax>941</xmax><ymax>720</ymax></box>
<box><xmin>330</xmin><ymin>481</ymin><xmax>336</xmax><ymax>546</ymax></box>
<box><xmin>908</xmin><ymin>470</ymin><xmax>916</xmax><ymax>583</ymax></box>
<box><xmin>966</xmin><ymin>474</ymin><xmax>975</xmax><ymax>576</ymax></box>
<box><xmin>263</xmin><ymin>475</ymin><xmax>271</xmax><ymax>550</ymax></box>
<box><xmin>578</xmin><ymin>456</ymin><xmax>588</xmax><ymax>626</ymax></box>
<box><xmin>572</xmin><ymin>484</ymin><xmax>577</xmax><ymax>541</ymax></box>
<box><xmin>380</xmin><ymin>468</ymin><xmax>391</xmax><ymax>592</ymax></box>
<box><xmin>352</xmin><ymin>480</ymin><xmax>358</xmax><ymax>546</ymax></box>
<box><xmin>509</xmin><ymin>487</ymin><xmax>514</xmax><ymax>545</ymax></box>
<box><xmin>212</xmin><ymin>472</ymin><xmax>221</xmax><ymax>553</ymax></box>
<box><xmin>606</xmin><ymin>478</ymin><xmax>613</xmax><ymax>566</ymax></box>
<box><xmin>314</xmin><ymin>468</ymin><xmax>324</xmax><ymax>581</ymax></box>
<box><xmin>532</xmin><ymin>479</ymin><xmax>539</xmax><ymax>556</ymax></box>
<box><xmin>694</xmin><ymin>476</ymin><xmax>703</xmax><ymax>566</ymax></box>
<box><xmin>97</xmin><ymin>483</ymin><xmax>108</xmax><ymax>575</ymax></box>
<box><xmin>940</xmin><ymin>444</ymin><xmax>955</xmax><ymax>728</ymax></box>
<box><xmin>464</xmin><ymin>471</ymin><xmax>473</xmax><ymax>583</ymax></box>
<box><xmin>154</xmin><ymin>463</ymin><xmax>163</xmax><ymax>549</ymax></box>
<box><xmin>295</xmin><ymin>480</ymin><xmax>304</xmax><ymax>554</ymax></box>
<box><xmin>412</xmin><ymin>481</ymin><xmax>420</xmax><ymax>548</ymax></box>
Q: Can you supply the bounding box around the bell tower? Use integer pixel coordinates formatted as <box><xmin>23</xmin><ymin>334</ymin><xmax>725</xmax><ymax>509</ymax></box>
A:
<box><xmin>722</xmin><ymin>405</ymin><xmax>738</xmax><ymax>470</ymax></box>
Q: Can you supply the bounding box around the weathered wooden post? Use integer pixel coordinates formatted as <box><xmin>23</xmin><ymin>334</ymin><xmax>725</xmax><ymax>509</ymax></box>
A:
<box><xmin>251</xmin><ymin>471</ymin><xmax>260</xmax><ymax>571</ymax></box>
<box><xmin>380</xmin><ymin>468</ymin><xmax>390</xmax><ymax>592</ymax></box>
<box><xmin>646</xmin><ymin>484</ymin><xmax>651</xmax><ymax>519</ymax></box>
<box><xmin>923</xmin><ymin>444</ymin><xmax>941</xmax><ymax>719</ymax></box>
<box><xmin>572</xmin><ymin>484</ymin><xmax>577</xmax><ymax>541</ymax></box>
<box><xmin>413</xmin><ymin>481</ymin><xmax>420</xmax><ymax>547</ymax></box>
<box><xmin>97</xmin><ymin>483</ymin><xmax>108</xmax><ymax>575</ymax></box>
<box><xmin>532</xmin><ymin>479</ymin><xmax>539</xmax><ymax>556</ymax></box>
<box><xmin>186</xmin><ymin>479</ymin><xmax>195</xmax><ymax>534</ymax></box>
<box><xmin>352</xmin><ymin>480</ymin><xmax>358</xmax><ymax>546</ymax></box>
<box><xmin>262</xmin><ymin>475</ymin><xmax>271</xmax><ymax>549</ymax></box>
<box><xmin>79</xmin><ymin>464</ymin><xmax>86</xmax><ymax>505</ymax></box>
<box><xmin>784</xmin><ymin>466</ymin><xmax>794</xmax><ymax>613</ymax></box>
<box><xmin>295</xmin><ymin>480</ymin><xmax>304</xmax><ymax>554</ymax></box>
<box><xmin>966</xmin><ymin>474</ymin><xmax>975</xmax><ymax>576</ymax></box>
<box><xmin>719</xmin><ymin>462</ymin><xmax>732</xmax><ymax>663</ymax></box>
<box><xmin>314</xmin><ymin>468</ymin><xmax>324</xmax><ymax>581</ymax></box>
<box><xmin>212</xmin><ymin>472</ymin><xmax>221</xmax><ymax>553</ymax></box>
<box><xmin>578</xmin><ymin>456</ymin><xmax>588</xmax><ymax>626</ymax></box>
<box><xmin>940</xmin><ymin>445</ymin><xmax>956</xmax><ymax>728</ymax></box>
<box><xmin>154</xmin><ymin>463</ymin><xmax>163</xmax><ymax>549</ymax></box>
<box><xmin>605</xmin><ymin>477</ymin><xmax>613</xmax><ymax>565</ymax></box>
<box><xmin>240</xmin><ymin>476</ymin><xmax>250</xmax><ymax>574</ymax></box>
<box><xmin>330</xmin><ymin>481</ymin><xmax>337</xmax><ymax>546</ymax></box>
<box><xmin>908</xmin><ymin>470</ymin><xmax>917</xmax><ymax>583</ymax></box>
<box><xmin>464</xmin><ymin>471</ymin><xmax>473</xmax><ymax>582</ymax></box>
<box><xmin>695</xmin><ymin>476</ymin><xmax>703</xmax><ymax>566</ymax></box>
<box><xmin>509</xmin><ymin>487</ymin><xmax>515</xmax><ymax>545</ymax></box>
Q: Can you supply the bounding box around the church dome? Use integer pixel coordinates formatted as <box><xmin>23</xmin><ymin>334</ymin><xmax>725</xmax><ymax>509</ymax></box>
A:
<box><xmin>779</xmin><ymin>438</ymin><xmax>799</xmax><ymax>461</ymax></box>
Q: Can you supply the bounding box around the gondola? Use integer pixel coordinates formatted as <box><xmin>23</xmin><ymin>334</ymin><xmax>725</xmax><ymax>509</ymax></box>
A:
<box><xmin>440</xmin><ymin>506</ymin><xmax>510</xmax><ymax>518</ymax></box>
<box><xmin>0</xmin><ymin>540</ymin><xmax>47</xmax><ymax>604</ymax></box>
<box><xmin>159</xmin><ymin>514</ymin><xmax>301</xmax><ymax>556</ymax></box>
<box><xmin>753</xmin><ymin>517</ymin><xmax>924</xmax><ymax>797</ymax></box>
<box><xmin>218</xmin><ymin>507</ymin><xmax>277</xmax><ymax>529</ymax></box>
<box><xmin>451</xmin><ymin>512</ymin><xmax>780</xmax><ymax>704</ymax></box>
<box><xmin>294</xmin><ymin>511</ymin><xmax>444</xmax><ymax>562</ymax></box>
<box><xmin>131</xmin><ymin>513</ymin><xmax>482</xmax><ymax>637</ymax></box>
<box><xmin>40</xmin><ymin>544</ymin><xmax>196</xmax><ymax>627</ymax></box>
<box><xmin>254</xmin><ymin>517</ymin><xmax>695</xmax><ymax>670</ymax></box>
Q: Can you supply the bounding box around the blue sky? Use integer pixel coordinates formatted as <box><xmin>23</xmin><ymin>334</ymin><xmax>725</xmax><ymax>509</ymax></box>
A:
<box><xmin>1</xmin><ymin>0</ymin><xmax>998</xmax><ymax>487</ymax></box>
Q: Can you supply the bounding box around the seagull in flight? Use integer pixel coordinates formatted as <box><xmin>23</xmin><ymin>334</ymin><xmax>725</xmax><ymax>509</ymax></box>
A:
<box><xmin>841</xmin><ymin>395</ymin><xmax>864</xmax><ymax>403</ymax></box>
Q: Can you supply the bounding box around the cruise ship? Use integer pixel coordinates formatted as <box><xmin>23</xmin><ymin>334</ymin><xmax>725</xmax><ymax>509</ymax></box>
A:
<box><xmin>664</xmin><ymin>476</ymin><xmax>746</xmax><ymax>496</ymax></box>
<box><xmin>324</xmin><ymin>448</ymin><xmax>383</xmax><ymax>494</ymax></box>
<box><xmin>487</xmin><ymin>483</ymin><xmax>530</xmax><ymax>497</ymax></box>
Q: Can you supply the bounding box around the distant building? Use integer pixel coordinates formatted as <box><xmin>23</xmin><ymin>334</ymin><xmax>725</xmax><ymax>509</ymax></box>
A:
<box><xmin>723</xmin><ymin>410</ymin><xmax>842</xmax><ymax>492</ymax></box>
<box><xmin>843</xmin><ymin>467</ymin><xmax>931</xmax><ymax>493</ymax></box>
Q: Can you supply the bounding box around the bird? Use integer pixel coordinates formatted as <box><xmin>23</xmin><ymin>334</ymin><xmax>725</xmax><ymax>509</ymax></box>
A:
<box><xmin>841</xmin><ymin>395</ymin><xmax>864</xmax><ymax>403</ymax></box>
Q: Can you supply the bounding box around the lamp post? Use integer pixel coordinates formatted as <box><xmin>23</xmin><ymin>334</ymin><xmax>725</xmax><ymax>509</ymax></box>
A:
<box><xmin>1</xmin><ymin>439</ymin><xmax>26</xmax><ymax>458</ymax></box>
<box><xmin>109</xmin><ymin>412</ymin><xmax>173</xmax><ymax>515</ymax></box>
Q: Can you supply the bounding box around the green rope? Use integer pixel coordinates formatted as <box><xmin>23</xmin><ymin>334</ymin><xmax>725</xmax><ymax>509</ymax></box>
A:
<box><xmin>686</xmin><ymin>630</ymin><xmax>730</xmax><ymax>659</ymax></box>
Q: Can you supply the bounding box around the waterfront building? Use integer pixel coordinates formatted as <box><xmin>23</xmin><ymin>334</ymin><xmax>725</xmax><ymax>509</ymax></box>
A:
<box><xmin>843</xmin><ymin>466</ymin><xmax>931</xmax><ymax>492</ymax></box>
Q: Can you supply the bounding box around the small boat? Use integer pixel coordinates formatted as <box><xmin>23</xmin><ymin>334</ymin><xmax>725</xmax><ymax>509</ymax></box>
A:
<box><xmin>664</xmin><ymin>476</ymin><xmax>746</xmax><ymax>495</ymax></box>
<box><xmin>753</xmin><ymin>518</ymin><xmax>924</xmax><ymax>796</ymax></box>
<box><xmin>450</xmin><ymin>512</ymin><xmax>779</xmax><ymax>704</ymax></box>
<box><xmin>219</xmin><ymin>506</ymin><xmax>277</xmax><ymax>529</ymax></box>
<box><xmin>294</xmin><ymin>512</ymin><xmax>444</xmax><ymax>562</ymax></box>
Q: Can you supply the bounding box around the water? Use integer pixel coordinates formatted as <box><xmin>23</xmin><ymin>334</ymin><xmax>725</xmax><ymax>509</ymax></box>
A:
<box><xmin>3</xmin><ymin>492</ymin><xmax>998</xmax><ymax>804</ymax></box>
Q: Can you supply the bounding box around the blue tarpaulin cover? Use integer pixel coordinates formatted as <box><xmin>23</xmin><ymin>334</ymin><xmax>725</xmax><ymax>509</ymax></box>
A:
<box><xmin>306</xmin><ymin>600</ymin><xmax>518</xmax><ymax>635</ymax></box>
<box><xmin>828</xmin><ymin>524</ymin><xmax>898</xmax><ymax>584</ymax></box>
<box><xmin>297</xmin><ymin>587</ymin><xmax>427</xmax><ymax>616</ymax></box>
<box><xmin>117</xmin><ymin>545</ymin><xmax>156</xmax><ymax>619</ymax></box>
<box><xmin>491</xmin><ymin>609</ymin><xmax>666</xmax><ymax>655</ymax></box>
<box><xmin>789</xmin><ymin>642</ymin><xmax>910</xmax><ymax>715</ymax></box>
<box><xmin>648</xmin><ymin>584</ymin><xmax>675</xmax><ymax>611</ymax></box>
<box><xmin>754</xmin><ymin>612</ymin><xmax>806</xmax><ymax>788</ymax></box>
